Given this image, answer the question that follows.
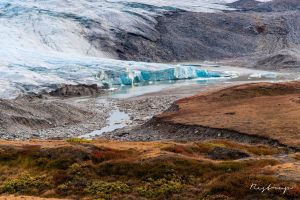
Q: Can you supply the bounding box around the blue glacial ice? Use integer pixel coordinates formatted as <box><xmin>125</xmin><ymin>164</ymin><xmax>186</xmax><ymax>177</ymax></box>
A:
<box><xmin>97</xmin><ymin>65</ymin><xmax>222</xmax><ymax>85</ymax></box>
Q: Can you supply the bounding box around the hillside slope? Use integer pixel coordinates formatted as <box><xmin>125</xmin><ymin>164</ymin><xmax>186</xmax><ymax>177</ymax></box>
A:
<box><xmin>155</xmin><ymin>81</ymin><xmax>300</xmax><ymax>148</ymax></box>
<box><xmin>0</xmin><ymin>139</ymin><xmax>298</xmax><ymax>199</ymax></box>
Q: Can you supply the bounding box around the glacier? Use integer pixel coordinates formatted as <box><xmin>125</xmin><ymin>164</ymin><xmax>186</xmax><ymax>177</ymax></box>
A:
<box><xmin>0</xmin><ymin>0</ymin><xmax>272</xmax><ymax>99</ymax></box>
<box><xmin>0</xmin><ymin>51</ymin><xmax>226</xmax><ymax>99</ymax></box>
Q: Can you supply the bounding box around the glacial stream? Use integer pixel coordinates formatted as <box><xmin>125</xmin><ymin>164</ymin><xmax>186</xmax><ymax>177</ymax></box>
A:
<box><xmin>80</xmin><ymin>108</ymin><xmax>130</xmax><ymax>139</ymax></box>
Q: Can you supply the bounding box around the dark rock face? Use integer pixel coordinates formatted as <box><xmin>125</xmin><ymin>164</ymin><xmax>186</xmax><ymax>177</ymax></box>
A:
<box><xmin>228</xmin><ymin>0</ymin><xmax>261</xmax><ymax>11</ymax></box>
<box><xmin>91</xmin><ymin>0</ymin><xmax>300</xmax><ymax>70</ymax></box>
<box><xmin>49</xmin><ymin>84</ymin><xmax>108</xmax><ymax>97</ymax></box>
<box><xmin>255</xmin><ymin>0</ymin><xmax>300</xmax><ymax>12</ymax></box>
<box><xmin>116</xmin><ymin>10</ymin><xmax>299</xmax><ymax>64</ymax></box>
<box><xmin>255</xmin><ymin>50</ymin><xmax>300</xmax><ymax>70</ymax></box>
<box><xmin>229</xmin><ymin>0</ymin><xmax>300</xmax><ymax>12</ymax></box>
<box><xmin>114</xmin><ymin>11</ymin><xmax>259</xmax><ymax>62</ymax></box>
<box><xmin>208</xmin><ymin>147</ymin><xmax>250</xmax><ymax>160</ymax></box>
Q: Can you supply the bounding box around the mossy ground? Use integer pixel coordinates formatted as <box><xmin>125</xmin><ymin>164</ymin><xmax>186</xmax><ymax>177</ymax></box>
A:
<box><xmin>0</xmin><ymin>140</ymin><xmax>298</xmax><ymax>200</ymax></box>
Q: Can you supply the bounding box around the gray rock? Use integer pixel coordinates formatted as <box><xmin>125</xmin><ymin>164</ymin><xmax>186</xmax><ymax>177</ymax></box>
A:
<box><xmin>208</xmin><ymin>147</ymin><xmax>250</xmax><ymax>160</ymax></box>
<box><xmin>49</xmin><ymin>84</ymin><xmax>107</xmax><ymax>97</ymax></box>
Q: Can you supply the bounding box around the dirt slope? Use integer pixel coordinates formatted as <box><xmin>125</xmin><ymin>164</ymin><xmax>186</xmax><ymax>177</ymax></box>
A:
<box><xmin>156</xmin><ymin>81</ymin><xmax>300</xmax><ymax>148</ymax></box>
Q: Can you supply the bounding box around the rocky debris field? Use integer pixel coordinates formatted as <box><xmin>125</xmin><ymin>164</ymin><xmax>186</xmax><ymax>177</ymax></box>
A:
<box><xmin>0</xmin><ymin>96</ymin><xmax>108</xmax><ymax>140</ymax></box>
<box><xmin>0</xmin><ymin>84</ymin><xmax>178</xmax><ymax>140</ymax></box>
<box><xmin>0</xmin><ymin>86</ymin><xmax>110</xmax><ymax>140</ymax></box>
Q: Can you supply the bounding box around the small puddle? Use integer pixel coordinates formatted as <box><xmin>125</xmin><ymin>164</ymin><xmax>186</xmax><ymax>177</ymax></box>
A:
<box><xmin>107</xmin><ymin>78</ymin><xmax>227</xmax><ymax>99</ymax></box>
<box><xmin>80</xmin><ymin>108</ymin><xmax>130</xmax><ymax>139</ymax></box>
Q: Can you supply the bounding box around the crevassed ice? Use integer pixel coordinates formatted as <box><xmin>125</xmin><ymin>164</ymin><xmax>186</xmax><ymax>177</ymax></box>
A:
<box><xmin>97</xmin><ymin>66</ymin><xmax>222</xmax><ymax>85</ymax></box>
<box><xmin>0</xmin><ymin>50</ymin><xmax>225</xmax><ymax>99</ymax></box>
<box><xmin>0</xmin><ymin>0</ymin><xmax>247</xmax><ymax>99</ymax></box>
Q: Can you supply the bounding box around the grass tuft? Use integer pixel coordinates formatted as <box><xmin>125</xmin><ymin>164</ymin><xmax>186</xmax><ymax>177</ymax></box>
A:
<box><xmin>85</xmin><ymin>180</ymin><xmax>130</xmax><ymax>199</ymax></box>
<box><xmin>66</xmin><ymin>138</ymin><xmax>91</xmax><ymax>143</ymax></box>
<box><xmin>136</xmin><ymin>178</ymin><xmax>184</xmax><ymax>198</ymax></box>
<box><xmin>0</xmin><ymin>173</ymin><xmax>50</xmax><ymax>195</ymax></box>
